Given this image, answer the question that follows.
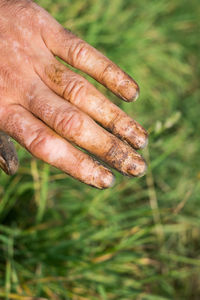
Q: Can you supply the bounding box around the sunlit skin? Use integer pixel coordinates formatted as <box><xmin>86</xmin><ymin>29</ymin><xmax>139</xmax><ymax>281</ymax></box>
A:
<box><xmin>0</xmin><ymin>0</ymin><xmax>148</xmax><ymax>189</ymax></box>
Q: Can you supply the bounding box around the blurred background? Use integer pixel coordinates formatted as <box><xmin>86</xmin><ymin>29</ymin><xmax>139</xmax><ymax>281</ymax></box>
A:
<box><xmin>0</xmin><ymin>0</ymin><xmax>200</xmax><ymax>299</ymax></box>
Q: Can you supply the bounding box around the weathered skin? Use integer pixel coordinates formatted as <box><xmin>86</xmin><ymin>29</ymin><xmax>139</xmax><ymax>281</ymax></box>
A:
<box><xmin>0</xmin><ymin>0</ymin><xmax>148</xmax><ymax>189</ymax></box>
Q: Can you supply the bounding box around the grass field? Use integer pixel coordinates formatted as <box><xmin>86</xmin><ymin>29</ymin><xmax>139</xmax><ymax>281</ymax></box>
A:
<box><xmin>0</xmin><ymin>0</ymin><xmax>200</xmax><ymax>299</ymax></box>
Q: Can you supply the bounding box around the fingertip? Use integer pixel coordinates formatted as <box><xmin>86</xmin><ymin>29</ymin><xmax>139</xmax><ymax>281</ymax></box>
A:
<box><xmin>132</xmin><ymin>88</ymin><xmax>140</xmax><ymax>102</ymax></box>
<box><xmin>6</xmin><ymin>158</ymin><xmax>19</xmax><ymax>175</ymax></box>
<box><xmin>127</xmin><ymin>157</ymin><xmax>147</xmax><ymax>178</ymax></box>
<box><xmin>118</xmin><ymin>80</ymin><xmax>140</xmax><ymax>102</ymax></box>
<box><xmin>119</xmin><ymin>119</ymin><xmax>148</xmax><ymax>150</ymax></box>
<box><xmin>93</xmin><ymin>165</ymin><xmax>115</xmax><ymax>189</ymax></box>
<box><xmin>107</xmin><ymin>172</ymin><xmax>116</xmax><ymax>188</ymax></box>
<box><xmin>139</xmin><ymin>134</ymin><xmax>149</xmax><ymax>150</ymax></box>
<box><xmin>136</xmin><ymin>158</ymin><xmax>147</xmax><ymax>177</ymax></box>
<box><xmin>134</xmin><ymin>132</ymin><xmax>149</xmax><ymax>150</ymax></box>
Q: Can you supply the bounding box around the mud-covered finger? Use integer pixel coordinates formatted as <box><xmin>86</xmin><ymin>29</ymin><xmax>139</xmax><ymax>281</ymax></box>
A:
<box><xmin>0</xmin><ymin>131</ymin><xmax>19</xmax><ymax>175</ymax></box>
<box><xmin>42</xmin><ymin>21</ymin><xmax>139</xmax><ymax>102</ymax></box>
<box><xmin>0</xmin><ymin>105</ymin><xmax>114</xmax><ymax>189</ymax></box>
<box><xmin>25</xmin><ymin>86</ymin><xmax>146</xmax><ymax>177</ymax></box>
<box><xmin>35</xmin><ymin>59</ymin><xmax>148</xmax><ymax>149</ymax></box>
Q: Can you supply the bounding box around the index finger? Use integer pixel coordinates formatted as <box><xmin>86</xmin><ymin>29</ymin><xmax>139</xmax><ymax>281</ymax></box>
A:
<box><xmin>41</xmin><ymin>18</ymin><xmax>139</xmax><ymax>102</ymax></box>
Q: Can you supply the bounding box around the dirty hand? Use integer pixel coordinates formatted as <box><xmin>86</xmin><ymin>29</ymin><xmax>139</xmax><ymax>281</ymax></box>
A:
<box><xmin>0</xmin><ymin>0</ymin><xmax>148</xmax><ymax>189</ymax></box>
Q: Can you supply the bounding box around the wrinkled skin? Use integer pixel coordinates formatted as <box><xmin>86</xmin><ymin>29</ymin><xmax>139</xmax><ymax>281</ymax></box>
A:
<box><xmin>0</xmin><ymin>0</ymin><xmax>148</xmax><ymax>189</ymax></box>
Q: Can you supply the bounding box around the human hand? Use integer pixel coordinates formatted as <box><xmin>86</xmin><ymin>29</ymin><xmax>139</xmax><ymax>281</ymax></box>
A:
<box><xmin>0</xmin><ymin>0</ymin><xmax>148</xmax><ymax>189</ymax></box>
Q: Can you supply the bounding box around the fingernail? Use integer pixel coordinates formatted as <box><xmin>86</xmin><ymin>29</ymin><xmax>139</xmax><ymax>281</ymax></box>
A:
<box><xmin>126</xmin><ymin>128</ymin><xmax>149</xmax><ymax>150</ymax></box>
<box><xmin>118</xmin><ymin>80</ymin><xmax>140</xmax><ymax>102</ymax></box>
<box><xmin>0</xmin><ymin>156</ymin><xmax>19</xmax><ymax>175</ymax></box>
<box><xmin>139</xmin><ymin>135</ymin><xmax>149</xmax><ymax>149</ymax></box>
<box><xmin>94</xmin><ymin>166</ymin><xmax>115</xmax><ymax>189</ymax></box>
<box><xmin>127</xmin><ymin>157</ymin><xmax>147</xmax><ymax>177</ymax></box>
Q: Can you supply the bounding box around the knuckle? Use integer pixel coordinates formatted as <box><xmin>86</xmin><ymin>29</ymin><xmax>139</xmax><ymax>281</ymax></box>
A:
<box><xmin>16</xmin><ymin>0</ymin><xmax>33</xmax><ymax>13</ymax></box>
<box><xmin>27</xmin><ymin>127</ymin><xmax>47</xmax><ymax>154</ymax></box>
<box><xmin>101</xmin><ymin>63</ymin><xmax>115</xmax><ymax>83</ymax></box>
<box><xmin>44</xmin><ymin>63</ymin><xmax>87</xmax><ymax>105</ymax></box>
<box><xmin>69</xmin><ymin>40</ymin><xmax>88</xmax><ymax>65</ymax></box>
<box><xmin>1</xmin><ymin>0</ymin><xmax>39</xmax><ymax>29</ymax></box>
<box><xmin>107</xmin><ymin>113</ymin><xmax>121</xmax><ymax>132</ymax></box>
<box><xmin>63</xmin><ymin>78</ymin><xmax>86</xmax><ymax>104</ymax></box>
<box><xmin>53</xmin><ymin>107</ymin><xmax>83</xmax><ymax>139</ymax></box>
<box><xmin>2</xmin><ymin>0</ymin><xmax>34</xmax><ymax>14</ymax></box>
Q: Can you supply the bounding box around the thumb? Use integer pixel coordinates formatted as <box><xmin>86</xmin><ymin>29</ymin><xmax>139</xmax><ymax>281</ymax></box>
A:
<box><xmin>0</xmin><ymin>131</ymin><xmax>19</xmax><ymax>175</ymax></box>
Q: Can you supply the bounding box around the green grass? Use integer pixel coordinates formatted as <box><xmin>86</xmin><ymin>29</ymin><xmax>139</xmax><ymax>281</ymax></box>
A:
<box><xmin>0</xmin><ymin>0</ymin><xmax>200</xmax><ymax>299</ymax></box>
